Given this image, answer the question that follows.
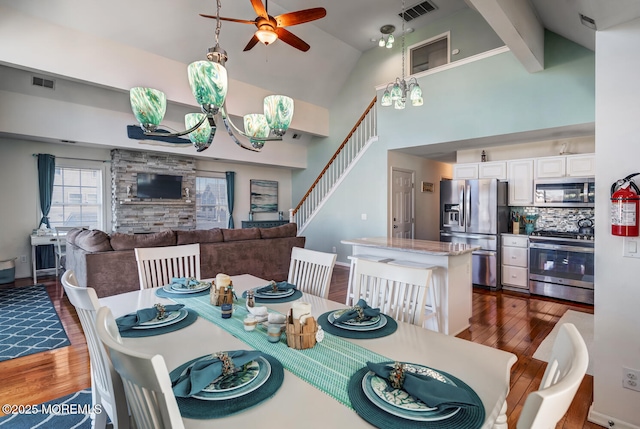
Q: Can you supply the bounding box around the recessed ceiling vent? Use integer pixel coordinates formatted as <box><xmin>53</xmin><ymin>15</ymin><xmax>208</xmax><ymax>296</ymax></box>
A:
<box><xmin>399</xmin><ymin>0</ymin><xmax>438</xmax><ymax>22</ymax></box>
<box><xmin>32</xmin><ymin>76</ymin><xmax>55</xmax><ymax>90</ymax></box>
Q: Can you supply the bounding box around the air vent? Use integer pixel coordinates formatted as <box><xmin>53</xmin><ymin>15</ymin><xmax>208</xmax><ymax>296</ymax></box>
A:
<box><xmin>399</xmin><ymin>0</ymin><xmax>438</xmax><ymax>22</ymax></box>
<box><xmin>32</xmin><ymin>76</ymin><xmax>55</xmax><ymax>90</ymax></box>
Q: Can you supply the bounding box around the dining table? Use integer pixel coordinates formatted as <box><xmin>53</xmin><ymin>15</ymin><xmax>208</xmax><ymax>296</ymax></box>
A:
<box><xmin>99</xmin><ymin>274</ymin><xmax>517</xmax><ymax>429</ymax></box>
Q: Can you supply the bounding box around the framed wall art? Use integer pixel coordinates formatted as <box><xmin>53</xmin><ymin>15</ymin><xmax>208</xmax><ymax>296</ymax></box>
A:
<box><xmin>421</xmin><ymin>181</ymin><xmax>434</xmax><ymax>193</ymax></box>
<box><xmin>250</xmin><ymin>179</ymin><xmax>278</xmax><ymax>212</ymax></box>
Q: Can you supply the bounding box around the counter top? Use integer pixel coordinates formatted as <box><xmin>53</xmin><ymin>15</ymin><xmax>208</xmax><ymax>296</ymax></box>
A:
<box><xmin>341</xmin><ymin>237</ymin><xmax>480</xmax><ymax>256</ymax></box>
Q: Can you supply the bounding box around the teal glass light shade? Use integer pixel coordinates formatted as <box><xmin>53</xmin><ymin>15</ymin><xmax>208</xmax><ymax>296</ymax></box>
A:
<box><xmin>412</xmin><ymin>96</ymin><xmax>424</xmax><ymax>107</ymax></box>
<box><xmin>244</xmin><ymin>114</ymin><xmax>270</xmax><ymax>139</ymax></box>
<box><xmin>410</xmin><ymin>85</ymin><xmax>422</xmax><ymax>101</ymax></box>
<box><xmin>394</xmin><ymin>98</ymin><xmax>406</xmax><ymax>110</ymax></box>
<box><xmin>381</xmin><ymin>91</ymin><xmax>392</xmax><ymax>107</ymax></box>
<box><xmin>185</xmin><ymin>113</ymin><xmax>213</xmax><ymax>144</ymax></box>
<box><xmin>390</xmin><ymin>83</ymin><xmax>402</xmax><ymax>101</ymax></box>
<box><xmin>130</xmin><ymin>87</ymin><xmax>166</xmax><ymax>130</ymax></box>
<box><xmin>264</xmin><ymin>95</ymin><xmax>294</xmax><ymax>135</ymax></box>
<box><xmin>187</xmin><ymin>61</ymin><xmax>228</xmax><ymax>108</ymax></box>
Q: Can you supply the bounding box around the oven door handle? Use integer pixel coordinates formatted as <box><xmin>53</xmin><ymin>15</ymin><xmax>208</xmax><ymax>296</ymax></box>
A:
<box><xmin>529</xmin><ymin>242</ymin><xmax>594</xmax><ymax>253</ymax></box>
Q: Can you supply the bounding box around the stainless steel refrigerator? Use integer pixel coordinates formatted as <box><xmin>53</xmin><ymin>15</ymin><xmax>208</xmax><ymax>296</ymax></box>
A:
<box><xmin>439</xmin><ymin>178</ymin><xmax>508</xmax><ymax>289</ymax></box>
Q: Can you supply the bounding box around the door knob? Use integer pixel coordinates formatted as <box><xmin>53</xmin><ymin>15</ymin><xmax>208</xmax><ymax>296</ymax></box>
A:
<box><xmin>393</xmin><ymin>225</ymin><xmax>398</xmax><ymax>229</ymax></box>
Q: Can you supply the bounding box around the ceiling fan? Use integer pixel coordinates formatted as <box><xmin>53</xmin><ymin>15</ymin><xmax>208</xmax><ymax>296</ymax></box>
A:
<box><xmin>200</xmin><ymin>0</ymin><xmax>326</xmax><ymax>52</ymax></box>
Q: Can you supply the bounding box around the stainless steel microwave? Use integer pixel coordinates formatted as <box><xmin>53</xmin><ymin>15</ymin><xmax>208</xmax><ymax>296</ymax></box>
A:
<box><xmin>534</xmin><ymin>177</ymin><xmax>595</xmax><ymax>207</ymax></box>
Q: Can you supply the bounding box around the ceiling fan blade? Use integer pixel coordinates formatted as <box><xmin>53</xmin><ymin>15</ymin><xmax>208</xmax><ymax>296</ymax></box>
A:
<box><xmin>276</xmin><ymin>8</ymin><xmax>327</xmax><ymax>27</ymax></box>
<box><xmin>243</xmin><ymin>35</ymin><xmax>261</xmax><ymax>51</ymax></box>
<box><xmin>250</xmin><ymin>0</ymin><xmax>268</xmax><ymax>19</ymax></box>
<box><xmin>200</xmin><ymin>14</ymin><xmax>256</xmax><ymax>25</ymax></box>
<box><xmin>275</xmin><ymin>27</ymin><xmax>310</xmax><ymax>52</ymax></box>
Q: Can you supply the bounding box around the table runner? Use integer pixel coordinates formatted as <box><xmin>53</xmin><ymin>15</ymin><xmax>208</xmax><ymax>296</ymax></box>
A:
<box><xmin>168</xmin><ymin>294</ymin><xmax>388</xmax><ymax>407</ymax></box>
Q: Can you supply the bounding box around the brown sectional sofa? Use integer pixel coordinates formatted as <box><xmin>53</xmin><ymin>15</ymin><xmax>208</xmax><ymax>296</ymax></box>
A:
<box><xmin>65</xmin><ymin>223</ymin><xmax>305</xmax><ymax>297</ymax></box>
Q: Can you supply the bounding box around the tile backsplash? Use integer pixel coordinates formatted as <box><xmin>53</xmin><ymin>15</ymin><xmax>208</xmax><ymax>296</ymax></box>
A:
<box><xmin>513</xmin><ymin>207</ymin><xmax>595</xmax><ymax>232</ymax></box>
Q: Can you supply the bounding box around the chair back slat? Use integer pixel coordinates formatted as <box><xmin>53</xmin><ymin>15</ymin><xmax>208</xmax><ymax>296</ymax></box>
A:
<box><xmin>134</xmin><ymin>244</ymin><xmax>201</xmax><ymax>289</ymax></box>
<box><xmin>287</xmin><ymin>247</ymin><xmax>337</xmax><ymax>298</ymax></box>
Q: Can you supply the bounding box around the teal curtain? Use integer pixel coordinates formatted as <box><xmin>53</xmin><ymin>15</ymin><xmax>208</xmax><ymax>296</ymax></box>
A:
<box><xmin>226</xmin><ymin>171</ymin><xmax>235</xmax><ymax>229</ymax></box>
<box><xmin>37</xmin><ymin>154</ymin><xmax>56</xmax><ymax>269</ymax></box>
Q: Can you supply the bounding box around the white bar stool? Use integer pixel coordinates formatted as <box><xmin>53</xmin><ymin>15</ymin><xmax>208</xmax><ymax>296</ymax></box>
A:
<box><xmin>386</xmin><ymin>260</ymin><xmax>441</xmax><ymax>333</ymax></box>
<box><xmin>346</xmin><ymin>255</ymin><xmax>392</xmax><ymax>305</ymax></box>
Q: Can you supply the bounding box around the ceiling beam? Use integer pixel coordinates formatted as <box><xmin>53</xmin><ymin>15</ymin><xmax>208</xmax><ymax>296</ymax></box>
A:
<box><xmin>466</xmin><ymin>0</ymin><xmax>545</xmax><ymax>72</ymax></box>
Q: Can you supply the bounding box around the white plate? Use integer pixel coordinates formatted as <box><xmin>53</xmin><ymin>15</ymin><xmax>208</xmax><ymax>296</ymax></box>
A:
<box><xmin>254</xmin><ymin>288</ymin><xmax>295</xmax><ymax>299</ymax></box>
<box><xmin>162</xmin><ymin>283</ymin><xmax>210</xmax><ymax>294</ymax></box>
<box><xmin>170</xmin><ymin>281</ymin><xmax>210</xmax><ymax>292</ymax></box>
<box><xmin>330</xmin><ymin>308</ymin><xmax>381</xmax><ymax>326</ymax></box>
<box><xmin>201</xmin><ymin>360</ymin><xmax>260</xmax><ymax>393</ymax></box>
<box><xmin>137</xmin><ymin>309</ymin><xmax>182</xmax><ymax>327</ymax></box>
<box><xmin>328</xmin><ymin>312</ymin><xmax>388</xmax><ymax>331</ymax></box>
<box><xmin>132</xmin><ymin>309</ymin><xmax>189</xmax><ymax>330</ymax></box>
<box><xmin>192</xmin><ymin>356</ymin><xmax>271</xmax><ymax>401</ymax></box>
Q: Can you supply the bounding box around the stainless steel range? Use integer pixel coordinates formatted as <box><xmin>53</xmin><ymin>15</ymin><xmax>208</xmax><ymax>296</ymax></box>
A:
<box><xmin>528</xmin><ymin>230</ymin><xmax>594</xmax><ymax>305</ymax></box>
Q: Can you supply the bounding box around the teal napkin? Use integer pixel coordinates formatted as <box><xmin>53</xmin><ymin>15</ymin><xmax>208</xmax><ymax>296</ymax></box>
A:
<box><xmin>366</xmin><ymin>362</ymin><xmax>478</xmax><ymax>411</ymax></box>
<box><xmin>170</xmin><ymin>277</ymin><xmax>202</xmax><ymax>290</ymax></box>
<box><xmin>172</xmin><ymin>350</ymin><xmax>263</xmax><ymax>397</ymax></box>
<box><xmin>334</xmin><ymin>299</ymin><xmax>380</xmax><ymax>324</ymax></box>
<box><xmin>256</xmin><ymin>281</ymin><xmax>296</xmax><ymax>295</ymax></box>
<box><xmin>116</xmin><ymin>304</ymin><xmax>184</xmax><ymax>331</ymax></box>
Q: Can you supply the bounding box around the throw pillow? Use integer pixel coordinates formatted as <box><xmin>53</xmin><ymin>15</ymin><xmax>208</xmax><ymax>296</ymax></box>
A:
<box><xmin>72</xmin><ymin>229</ymin><xmax>113</xmax><ymax>252</ymax></box>
<box><xmin>260</xmin><ymin>222</ymin><xmax>297</xmax><ymax>239</ymax></box>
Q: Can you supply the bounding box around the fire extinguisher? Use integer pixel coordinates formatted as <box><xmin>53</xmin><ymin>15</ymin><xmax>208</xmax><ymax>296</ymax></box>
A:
<box><xmin>611</xmin><ymin>173</ymin><xmax>640</xmax><ymax>236</ymax></box>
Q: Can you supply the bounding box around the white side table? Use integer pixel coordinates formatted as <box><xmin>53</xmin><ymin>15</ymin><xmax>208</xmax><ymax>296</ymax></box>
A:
<box><xmin>30</xmin><ymin>233</ymin><xmax>64</xmax><ymax>284</ymax></box>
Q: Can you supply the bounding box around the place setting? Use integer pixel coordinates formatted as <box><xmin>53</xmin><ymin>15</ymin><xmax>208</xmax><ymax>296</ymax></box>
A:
<box><xmin>115</xmin><ymin>303</ymin><xmax>199</xmax><ymax>338</ymax></box>
<box><xmin>317</xmin><ymin>299</ymin><xmax>397</xmax><ymax>339</ymax></box>
<box><xmin>241</xmin><ymin>280</ymin><xmax>302</xmax><ymax>303</ymax></box>
<box><xmin>347</xmin><ymin>360</ymin><xmax>485</xmax><ymax>429</ymax></box>
<box><xmin>154</xmin><ymin>276</ymin><xmax>212</xmax><ymax>298</ymax></box>
<box><xmin>168</xmin><ymin>349</ymin><xmax>284</xmax><ymax>419</ymax></box>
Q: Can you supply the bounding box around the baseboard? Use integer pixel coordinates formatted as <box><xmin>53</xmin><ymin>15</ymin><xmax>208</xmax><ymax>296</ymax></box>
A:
<box><xmin>335</xmin><ymin>261</ymin><xmax>350</xmax><ymax>268</ymax></box>
<box><xmin>588</xmin><ymin>404</ymin><xmax>640</xmax><ymax>429</ymax></box>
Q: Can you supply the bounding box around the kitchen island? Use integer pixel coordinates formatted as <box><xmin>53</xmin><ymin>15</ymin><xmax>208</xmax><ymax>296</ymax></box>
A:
<box><xmin>341</xmin><ymin>237</ymin><xmax>480</xmax><ymax>336</ymax></box>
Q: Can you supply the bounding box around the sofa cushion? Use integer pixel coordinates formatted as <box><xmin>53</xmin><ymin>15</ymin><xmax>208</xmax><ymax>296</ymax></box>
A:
<box><xmin>176</xmin><ymin>228</ymin><xmax>224</xmax><ymax>245</ymax></box>
<box><xmin>221</xmin><ymin>228</ymin><xmax>260</xmax><ymax>242</ymax></box>
<box><xmin>110</xmin><ymin>230</ymin><xmax>176</xmax><ymax>251</ymax></box>
<box><xmin>260</xmin><ymin>223</ymin><xmax>297</xmax><ymax>239</ymax></box>
<box><xmin>65</xmin><ymin>227</ymin><xmax>87</xmax><ymax>245</ymax></box>
<box><xmin>73</xmin><ymin>229</ymin><xmax>113</xmax><ymax>252</ymax></box>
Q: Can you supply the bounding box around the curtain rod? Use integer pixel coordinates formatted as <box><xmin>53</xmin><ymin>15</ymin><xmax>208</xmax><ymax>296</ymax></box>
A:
<box><xmin>32</xmin><ymin>154</ymin><xmax>110</xmax><ymax>163</ymax></box>
<box><xmin>195</xmin><ymin>168</ymin><xmax>226</xmax><ymax>174</ymax></box>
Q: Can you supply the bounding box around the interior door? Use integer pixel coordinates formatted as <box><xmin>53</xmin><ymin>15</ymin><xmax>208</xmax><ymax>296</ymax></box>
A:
<box><xmin>391</xmin><ymin>169</ymin><xmax>414</xmax><ymax>238</ymax></box>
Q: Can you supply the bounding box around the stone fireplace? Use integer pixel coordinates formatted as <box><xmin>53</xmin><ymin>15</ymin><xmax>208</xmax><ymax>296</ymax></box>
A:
<box><xmin>111</xmin><ymin>149</ymin><xmax>196</xmax><ymax>233</ymax></box>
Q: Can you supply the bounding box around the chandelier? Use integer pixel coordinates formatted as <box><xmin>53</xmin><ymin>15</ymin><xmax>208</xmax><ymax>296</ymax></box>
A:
<box><xmin>128</xmin><ymin>0</ymin><xmax>294</xmax><ymax>152</ymax></box>
<box><xmin>380</xmin><ymin>0</ymin><xmax>423</xmax><ymax>109</ymax></box>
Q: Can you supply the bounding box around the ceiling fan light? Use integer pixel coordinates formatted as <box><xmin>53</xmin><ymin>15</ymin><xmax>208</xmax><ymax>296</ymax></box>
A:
<box><xmin>256</xmin><ymin>29</ymin><xmax>278</xmax><ymax>45</ymax></box>
<box><xmin>386</xmin><ymin>34</ymin><xmax>394</xmax><ymax>48</ymax></box>
<box><xmin>378</xmin><ymin>37</ymin><xmax>386</xmax><ymax>47</ymax></box>
<box><xmin>130</xmin><ymin>87</ymin><xmax>166</xmax><ymax>131</ymax></box>
<box><xmin>187</xmin><ymin>61</ymin><xmax>228</xmax><ymax>108</ymax></box>
<box><xmin>264</xmin><ymin>95</ymin><xmax>294</xmax><ymax>136</ymax></box>
<box><xmin>185</xmin><ymin>113</ymin><xmax>213</xmax><ymax>144</ymax></box>
<box><xmin>381</xmin><ymin>90</ymin><xmax>392</xmax><ymax>107</ymax></box>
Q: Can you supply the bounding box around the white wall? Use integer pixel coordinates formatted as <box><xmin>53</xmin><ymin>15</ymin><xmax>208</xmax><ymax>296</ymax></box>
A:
<box><xmin>589</xmin><ymin>18</ymin><xmax>640</xmax><ymax>428</ymax></box>
<box><xmin>0</xmin><ymin>138</ymin><xmax>295</xmax><ymax>280</ymax></box>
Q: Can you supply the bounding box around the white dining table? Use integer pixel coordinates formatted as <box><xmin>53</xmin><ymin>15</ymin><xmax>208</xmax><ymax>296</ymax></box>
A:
<box><xmin>99</xmin><ymin>274</ymin><xmax>517</xmax><ymax>429</ymax></box>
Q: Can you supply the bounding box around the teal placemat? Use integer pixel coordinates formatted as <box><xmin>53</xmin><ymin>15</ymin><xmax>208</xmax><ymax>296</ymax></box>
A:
<box><xmin>317</xmin><ymin>311</ymin><xmax>398</xmax><ymax>339</ymax></box>
<box><xmin>120</xmin><ymin>309</ymin><xmax>198</xmax><ymax>338</ymax></box>
<box><xmin>170</xmin><ymin>352</ymin><xmax>284</xmax><ymax>419</ymax></box>
<box><xmin>241</xmin><ymin>289</ymin><xmax>303</xmax><ymax>303</ymax></box>
<box><xmin>167</xmin><ymin>294</ymin><xmax>389</xmax><ymax>407</ymax></box>
<box><xmin>348</xmin><ymin>364</ymin><xmax>485</xmax><ymax>429</ymax></box>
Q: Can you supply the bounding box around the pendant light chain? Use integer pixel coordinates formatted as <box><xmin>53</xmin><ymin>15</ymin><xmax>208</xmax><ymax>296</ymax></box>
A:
<box><xmin>401</xmin><ymin>0</ymin><xmax>405</xmax><ymax>83</ymax></box>
<box><xmin>215</xmin><ymin>0</ymin><xmax>222</xmax><ymax>45</ymax></box>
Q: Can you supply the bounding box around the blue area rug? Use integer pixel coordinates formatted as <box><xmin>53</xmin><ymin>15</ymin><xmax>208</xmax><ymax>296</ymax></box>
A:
<box><xmin>0</xmin><ymin>389</ymin><xmax>93</xmax><ymax>428</ymax></box>
<box><xmin>0</xmin><ymin>285</ymin><xmax>71</xmax><ymax>362</ymax></box>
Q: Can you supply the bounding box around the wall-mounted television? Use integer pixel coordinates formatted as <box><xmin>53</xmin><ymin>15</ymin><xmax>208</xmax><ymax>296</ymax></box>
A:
<box><xmin>136</xmin><ymin>173</ymin><xmax>182</xmax><ymax>199</ymax></box>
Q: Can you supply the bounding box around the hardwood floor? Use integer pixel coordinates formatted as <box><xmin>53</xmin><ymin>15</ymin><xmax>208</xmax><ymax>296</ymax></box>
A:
<box><xmin>1</xmin><ymin>267</ymin><xmax>600</xmax><ymax>427</ymax></box>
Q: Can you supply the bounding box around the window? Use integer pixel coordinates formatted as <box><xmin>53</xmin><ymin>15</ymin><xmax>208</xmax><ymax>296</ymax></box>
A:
<box><xmin>409</xmin><ymin>33</ymin><xmax>449</xmax><ymax>75</ymax></box>
<box><xmin>196</xmin><ymin>174</ymin><xmax>229</xmax><ymax>229</ymax></box>
<box><xmin>49</xmin><ymin>166</ymin><xmax>103</xmax><ymax>229</ymax></box>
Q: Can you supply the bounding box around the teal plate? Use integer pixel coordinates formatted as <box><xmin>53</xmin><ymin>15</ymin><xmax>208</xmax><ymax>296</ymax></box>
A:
<box><xmin>254</xmin><ymin>288</ymin><xmax>295</xmax><ymax>299</ymax></box>
<box><xmin>202</xmin><ymin>360</ymin><xmax>260</xmax><ymax>393</ymax></box>
<box><xmin>329</xmin><ymin>312</ymin><xmax>388</xmax><ymax>331</ymax></box>
<box><xmin>192</xmin><ymin>356</ymin><xmax>271</xmax><ymax>401</ymax></box>
<box><xmin>331</xmin><ymin>308</ymin><xmax>381</xmax><ymax>326</ymax></box>
<box><xmin>163</xmin><ymin>283</ymin><xmax>210</xmax><ymax>294</ymax></box>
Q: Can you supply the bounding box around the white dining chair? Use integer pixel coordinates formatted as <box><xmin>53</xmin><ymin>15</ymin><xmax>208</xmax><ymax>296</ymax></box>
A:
<box><xmin>61</xmin><ymin>270</ymin><xmax>130</xmax><ymax>429</ymax></box>
<box><xmin>55</xmin><ymin>226</ymin><xmax>88</xmax><ymax>278</ymax></box>
<box><xmin>351</xmin><ymin>258</ymin><xmax>432</xmax><ymax>327</ymax></box>
<box><xmin>134</xmin><ymin>243</ymin><xmax>201</xmax><ymax>290</ymax></box>
<box><xmin>95</xmin><ymin>306</ymin><xmax>185</xmax><ymax>429</ymax></box>
<box><xmin>345</xmin><ymin>254</ymin><xmax>393</xmax><ymax>305</ymax></box>
<box><xmin>517</xmin><ymin>322</ymin><xmax>589</xmax><ymax>429</ymax></box>
<box><xmin>287</xmin><ymin>246</ymin><xmax>337</xmax><ymax>298</ymax></box>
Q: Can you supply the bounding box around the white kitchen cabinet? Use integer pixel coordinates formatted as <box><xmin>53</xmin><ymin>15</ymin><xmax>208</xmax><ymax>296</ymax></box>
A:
<box><xmin>453</xmin><ymin>163</ymin><xmax>478</xmax><ymax>179</ymax></box>
<box><xmin>478</xmin><ymin>161</ymin><xmax>508</xmax><ymax>180</ymax></box>
<box><xmin>501</xmin><ymin>234</ymin><xmax>529</xmax><ymax>290</ymax></box>
<box><xmin>507</xmin><ymin>159</ymin><xmax>534</xmax><ymax>205</ymax></box>
<box><xmin>566</xmin><ymin>153</ymin><xmax>596</xmax><ymax>177</ymax></box>
<box><xmin>535</xmin><ymin>156</ymin><xmax>566</xmax><ymax>179</ymax></box>
<box><xmin>534</xmin><ymin>154</ymin><xmax>595</xmax><ymax>179</ymax></box>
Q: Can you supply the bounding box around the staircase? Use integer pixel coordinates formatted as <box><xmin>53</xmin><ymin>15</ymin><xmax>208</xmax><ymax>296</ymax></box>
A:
<box><xmin>291</xmin><ymin>97</ymin><xmax>378</xmax><ymax>233</ymax></box>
